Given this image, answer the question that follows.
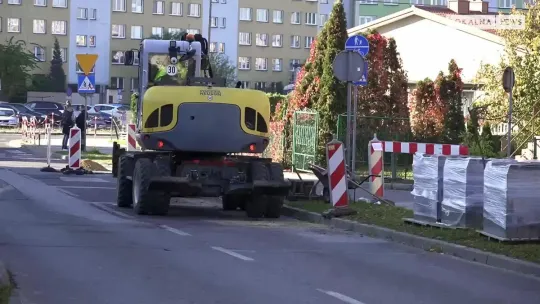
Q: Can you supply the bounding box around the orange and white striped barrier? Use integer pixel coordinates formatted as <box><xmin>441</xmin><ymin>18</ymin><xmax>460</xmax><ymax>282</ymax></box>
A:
<box><xmin>68</xmin><ymin>126</ymin><xmax>81</xmax><ymax>169</ymax></box>
<box><xmin>126</xmin><ymin>123</ymin><xmax>137</xmax><ymax>151</ymax></box>
<box><xmin>326</xmin><ymin>139</ymin><xmax>348</xmax><ymax>208</ymax></box>
<box><xmin>368</xmin><ymin>135</ymin><xmax>384</xmax><ymax>198</ymax></box>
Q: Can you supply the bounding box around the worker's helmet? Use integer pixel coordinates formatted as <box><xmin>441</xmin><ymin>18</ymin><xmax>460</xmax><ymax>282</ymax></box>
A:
<box><xmin>186</xmin><ymin>34</ymin><xmax>195</xmax><ymax>41</ymax></box>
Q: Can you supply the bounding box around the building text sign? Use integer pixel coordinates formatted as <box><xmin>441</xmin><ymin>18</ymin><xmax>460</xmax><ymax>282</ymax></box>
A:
<box><xmin>446</xmin><ymin>15</ymin><xmax>525</xmax><ymax>30</ymax></box>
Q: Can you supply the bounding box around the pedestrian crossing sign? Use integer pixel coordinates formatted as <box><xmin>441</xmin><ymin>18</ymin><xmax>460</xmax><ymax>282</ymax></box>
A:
<box><xmin>78</xmin><ymin>74</ymin><xmax>96</xmax><ymax>94</ymax></box>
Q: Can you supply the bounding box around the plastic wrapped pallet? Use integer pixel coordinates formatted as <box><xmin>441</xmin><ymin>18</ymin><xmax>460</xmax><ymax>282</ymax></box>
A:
<box><xmin>440</xmin><ymin>157</ymin><xmax>485</xmax><ymax>228</ymax></box>
<box><xmin>483</xmin><ymin>159</ymin><xmax>540</xmax><ymax>240</ymax></box>
<box><xmin>411</xmin><ymin>153</ymin><xmax>446</xmax><ymax>222</ymax></box>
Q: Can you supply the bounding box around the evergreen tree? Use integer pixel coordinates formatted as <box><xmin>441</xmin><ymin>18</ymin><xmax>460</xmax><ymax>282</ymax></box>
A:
<box><xmin>49</xmin><ymin>37</ymin><xmax>66</xmax><ymax>92</ymax></box>
<box><xmin>438</xmin><ymin>60</ymin><xmax>465</xmax><ymax>144</ymax></box>
<box><xmin>384</xmin><ymin>38</ymin><xmax>410</xmax><ymax>133</ymax></box>
<box><xmin>315</xmin><ymin>0</ymin><xmax>348</xmax><ymax>164</ymax></box>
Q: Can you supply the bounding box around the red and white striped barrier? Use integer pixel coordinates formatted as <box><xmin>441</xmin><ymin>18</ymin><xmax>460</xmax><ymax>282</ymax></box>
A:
<box><xmin>378</xmin><ymin>141</ymin><xmax>468</xmax><ymax>155</ymax></box>
<box><xmin>68</xmin><ymin>126</ymin><xmax>81</xmax><ymax>169</ymax></box>
<box><xmin>126</xmin><ymin>123</ymin><xmax>137</xmax><ymax>151</ymax></box>
<box><xmin>369</xmin><ymin>136</ymin><xmax>384</xmax><ymax>198</ymax></box>
<box><xmin>326</xmin><ymin>139</ymin><xmax>348</xmax><ymax>208</ymax></box>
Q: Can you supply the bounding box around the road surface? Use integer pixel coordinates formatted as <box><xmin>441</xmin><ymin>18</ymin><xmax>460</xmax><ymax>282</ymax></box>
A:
<box><xmin>0</xmin><ymin>137</ymin><xmax>539</xmax><ymax>304</ymax></box>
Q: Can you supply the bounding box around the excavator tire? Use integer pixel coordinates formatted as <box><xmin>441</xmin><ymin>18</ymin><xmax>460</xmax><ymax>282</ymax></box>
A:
<box><xmin>245</xmin><ymin>162</ymin><xmax>269</xmax><ymax>218</ymax></box>
<box><xmin>264</xmin><ymin>163</ymin><xmax>285</xmax><ymax>218</ymax></box>
<box><xmin>116</xmin><ymin>155</ymin><xmax>134</xmax><ymax>208</ymax></box>
<box><xmin>132</xmin><ymin>157</ymin><xmax>171</xmax><ymax>216</ymax></box>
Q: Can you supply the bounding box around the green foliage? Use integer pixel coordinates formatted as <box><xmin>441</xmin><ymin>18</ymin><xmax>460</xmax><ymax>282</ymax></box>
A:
<box><xmin>315</xmin><ymin>0</ymin><xmax>348</xmax><ymax>164</ymax></box>
<box><xmin>409</xmin><ymin>78</ymin><xmax>444</xmax><ymax>142</ymax></box>
<box><xmin>461</xmin><ymin>108</ymin><xmax>499</xmax><ymax>158</ymax></box>
<box><xmin>267</xmin><ymin>93</ymin><xmax>287</xmax><ymax>115</ymax></box>
<box><xmin>0</xmin><ymin>37</ymin><xmax>38</xmax><ymax>101</ymax></box>
<box><xmin>437</xmin><ymin>60</ymin><xmax>465</xmax><ymax>144</ymax></box>
<box><xmin>49</xmin><ymin>37</ymin><xmax>66</xmax><ymax>92</ymax></box>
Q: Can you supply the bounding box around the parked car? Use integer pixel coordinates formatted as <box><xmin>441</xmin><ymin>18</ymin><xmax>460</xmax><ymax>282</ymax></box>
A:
<box><xmin>3</xmin><ymin>103</ymin><xmax>48</xmax><ymax>124</ymax></box>
<box><xmin>73</xmin><ymin>104</ymin><xmax>92</xmax><ymax>118</ymax></box>
<box><xmin>0</xmin><ymin>107</ymin><xmax>19</xmax><ymax>127</ymax></box>
<box><xmin>25</xmin><ymin>101</ymin><xmax>65</xmax><ymax>124</ymax></box>
<box><xmin>87</xmin><ymin>112</ymin><xmax>112</xmax><ymax>129</ymax></box>
<box><xmin>88</xmin><ymin>104</ymin><xmax>129</xmax><ymax>118</ymax></box>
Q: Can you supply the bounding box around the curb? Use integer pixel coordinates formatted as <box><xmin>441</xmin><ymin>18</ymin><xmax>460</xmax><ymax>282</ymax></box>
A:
<box><xmin>0</xmin><ymin>261</ymin><xmax>9</xmax><ymax>290</ymax></box>
<box><xmin>282</xmin><ymin>205</ymin><xmax>540</xmax><ymax>278</ymax></box>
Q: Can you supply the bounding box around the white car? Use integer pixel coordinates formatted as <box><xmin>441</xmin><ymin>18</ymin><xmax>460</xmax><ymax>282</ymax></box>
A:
<box><xmin>0</xmin><ymin>107</ymin><xmax>19</xmax><ymax>127</ymax></box>
<box><xmin>88</xmin><ymin>104</ymin><xmax>130</xmax><ymax>118</ymax></box>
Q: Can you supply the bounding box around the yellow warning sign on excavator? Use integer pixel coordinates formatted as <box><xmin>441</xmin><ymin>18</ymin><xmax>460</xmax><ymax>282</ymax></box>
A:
<box><xmin>76</xmin><ymin>54</ymin><xmax>98</xmax><ymax>75</ymax></box>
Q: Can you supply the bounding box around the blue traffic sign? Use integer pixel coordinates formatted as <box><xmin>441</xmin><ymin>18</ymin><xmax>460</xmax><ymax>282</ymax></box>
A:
<box><xmin>77</xmin><ymin>74</ymin><xmax>95</xmax><ymax>94</ymax></box>
<box><xmin>345</xmin><ymin>35</ymin><xmax>370</xmax><ymax>57</ymax></box>
<box><xmin>353</xmin><ymin>62</ymin><xmax>368</xmax><ymax>86</ymax></box>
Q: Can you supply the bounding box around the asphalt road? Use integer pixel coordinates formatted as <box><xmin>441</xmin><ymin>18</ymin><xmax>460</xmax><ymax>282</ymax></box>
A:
<box><xmin>0</xmin><ymin>139</ymin><xmax>539</xmax><ymax>304</ymax></box>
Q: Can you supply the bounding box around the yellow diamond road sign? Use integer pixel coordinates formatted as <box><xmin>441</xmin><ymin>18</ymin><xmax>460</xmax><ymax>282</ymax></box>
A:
<box><xmin>76</xmin><ymin>54</ymin><xmax>98</xmax><ymax>75</ymax></box>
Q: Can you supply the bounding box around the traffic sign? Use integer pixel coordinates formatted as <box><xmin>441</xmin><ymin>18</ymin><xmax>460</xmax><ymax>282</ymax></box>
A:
<box><xmin>332</xmin><ymin>50</ymin><xmax>365</xmax><ymax>82</ymax></box>
<box><xmin>345</xmin><ymin>35</ymin><xmax>369</xmax><ymax>57</ymax></box>
<box><xmin>502</xmin><ymin>67</ymin><xmax>514</xmax><ymax>93</ymax></box>
<box><xmin>76</xmin><ymin>54</ymin><xmax>98</xmax><ymax>75</ymax></box>
<box><xmin>354</xmin><ymin>62</ymin><xmax>368</xmax><ymax>86</ymax></box>
<box><xmin>78</xmin><ymin>74</ymin><xmax>95</xmax><ymax>94</ymax></box>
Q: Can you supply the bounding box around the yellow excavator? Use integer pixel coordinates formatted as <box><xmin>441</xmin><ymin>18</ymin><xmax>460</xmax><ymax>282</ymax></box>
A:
<box><xmin>112</xmin><ymin>35</ymin><xmax>290</xmax><ymax>218</ymax></box>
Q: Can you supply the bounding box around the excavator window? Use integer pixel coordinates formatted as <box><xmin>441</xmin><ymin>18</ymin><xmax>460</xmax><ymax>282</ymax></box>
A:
<box><xmin>245</xmin><ymin>107</ymin><xmax>256</xmax><ymax>130</ymax></box>
<box><xmin>145</xmin><ymin>109</ymin><xmax>159</xmax><ymax>128</ymax></box>
<box><xmin>256</xmin><ymin>113</ymin><xmax>268</xmax><ymax>133</ymax></box>
<box><xmin>160</xmin><ymin>104</ymin><xmax>173</xmax><ymax>126</ymax></box>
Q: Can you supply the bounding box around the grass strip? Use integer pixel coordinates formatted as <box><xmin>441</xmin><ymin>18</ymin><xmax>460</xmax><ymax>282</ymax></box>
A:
<box><xmin>287</xmin><ymin>200</ymin><xmax>540</xmax><ymax>264</ymax></box>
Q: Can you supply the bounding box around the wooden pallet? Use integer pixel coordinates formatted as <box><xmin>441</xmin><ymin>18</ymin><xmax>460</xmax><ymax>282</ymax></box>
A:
<box><xmin>477</xmin><ymin>230</ymin><xmax>540</xmax><ymax>243</ymax></box>
<box><xmin>403</xmin><ymin>217</ymin><xmax>464</xmax><ymax>230</ymax></box>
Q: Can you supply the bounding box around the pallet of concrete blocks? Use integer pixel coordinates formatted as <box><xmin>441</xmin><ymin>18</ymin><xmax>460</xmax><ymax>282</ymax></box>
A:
<box><xmin>410</xmin><ymin>153</ymin><xmax>447</xmax><ymax>223</ymax></box>
<box><xmin>440</xmin><ymin>157</ymin><xmax>485</xmax><ymax>228</ymax></box>
<box><xmin>482</xmin><ymin>159</ymin><xmax>540</xmax><ymax>241</ymax></box>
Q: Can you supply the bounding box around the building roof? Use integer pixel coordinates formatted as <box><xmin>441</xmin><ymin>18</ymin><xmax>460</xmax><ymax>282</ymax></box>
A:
<box><xmin>347</xmin><ymin>5</ymin><xmax>504</xmax><ymax>45</ymax></box>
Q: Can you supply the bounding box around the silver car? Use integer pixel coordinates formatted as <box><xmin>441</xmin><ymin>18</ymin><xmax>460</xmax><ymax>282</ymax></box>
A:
<box><xmin>0</xmin><ymin>107</ymin><xmax>19</xmax><ymax>127</ymax></box>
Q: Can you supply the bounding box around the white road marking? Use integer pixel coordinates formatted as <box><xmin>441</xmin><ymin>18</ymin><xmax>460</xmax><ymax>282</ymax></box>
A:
<box><xmin>317</xmin><ymin>289</ymin><xmax>366</xmax><ymax>304</ymax></box>
<box><xmin>57</xmin><ymin>188</ymin><xmax>79</xmax><ymax>197</ymax></box>
<box><xmin>57</xmin><ymin>186</ymin><xmax>116</xmax><ymax>189</ymax></box>
<box><xmin>89</xmin><ymin>202</ymin><xmax>136</xmax><ymax>220</ymax></box>
<box><xmin>160</xmin><ymin>225</ymin><xmax>191</xmax><ymax>236</ymax></box>
<box><xmin>59</xmin><ymin>177</ymin><xmax>110</xmax><ymax>182</ymax></box>
<box><xmin>7</xmin><ymin>150</ymin><xmax>25</xmax><ymax>154</ymax></box>
<box><xmin>211</xmin><ymin>246</ymin><xmax>254</xmax><ymax>261</ymax></box>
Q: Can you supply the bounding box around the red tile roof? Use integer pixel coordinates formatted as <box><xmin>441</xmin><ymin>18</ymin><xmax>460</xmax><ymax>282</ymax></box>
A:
<box><xmin>414</xmin><ymin>5</ymin><xmax>499</xmax><ymax>35</ymax></box>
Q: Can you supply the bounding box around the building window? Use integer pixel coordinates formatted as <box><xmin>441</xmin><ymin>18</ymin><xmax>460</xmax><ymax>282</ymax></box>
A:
<box><xmin>8</xmin><ymin>0</ymin><xmax>22</xmax><ymax>4</ymax></box>
<box><xmin>256</xmin><ymin>9</ymin><xmax>269</xmax><ymax>22</ymax></box>
<box><xmin>171</xmin><ymin>2</ymin><xmax>182</xmax><ymax>15</ymax></box>
<box><xmin>291</xmin><ymin>12</ymin><xmax>300</xmax><ymax>24</ymax></box>
<box><xmin>51</xmin><ymin>47</ymin><xmax>67</xmax><ymax>62</ymax></box>
<box><xmin>131</xmin><ymin>25</ymin><xmax>143</xmax><ymax>39</ymax></box>
<box><xmin>255</xmin><ymin>58</ymin><xmax>267</xmax><ymax>71</ymax></box>
<box><xmin>431</xmin><ymin>0</ymin><xmax>447</xmax><ymax>5</ymax></box>
<box><xmin>7</xmin><ymin>18</ymin><xmax>21</xmax><ymax>32</ymax></box>
<box><xmin>186</xmin><ymin>28</ymin><xmax>199</xmax><ymax>34</ymax></box>
<box><xmin>77</xmin><ymin>8</ymin><xmax>88</xmax><ymax>19</ymax></box>
<box><xmin>112</xmin><ymin>24</ymin><xmax>126</xmax><ymax>38</ymax></box>
<box><xmin>132</xmin><ymin>0</ymin><xmax>143</xmax><ymax>13</ymax></box>
<box><xmin>238</xmin><ymin>57</ymin><xmax>250</xmax><ymax>70</ymax></box>
<box><xmin>239</xmin><ymin>8</ymin><xmax>252</xmax><ymax>21</ymax></box>
<box><xmin>256</xmin><ymin>33</ymin><xmax>268</xmax><ymax>46</ymax></box>
<box><xmin>34</xmin><ymin>46</ymin><xmax>46</xmax><ymax>62</ymax></box>
<box><xmin>111</xmin><ymin>77</ymin><xmax>124</xmax><ymax>89</ymax></box>
<box><xmin>168</xmin><ymin>28</ymin><xmax>182</xmax><ymax>35</ymax></box>
<box><xmin>254</xmin><ymin>82</ymin><xmax>266</xmax><ymax>90</ymax></box>
<box><xmin>152</xmin><ymin>27</ymin><xmax>164</xmax><ymax>37</ymax></box>
<box><xmin>76</xmin><ymin>35</ymin><xmax>87</xmax><ymax>46</ymax></box>
<box><xmin>272</xmin><ymin>34</ymin><xmax>282</xmax><ymax>47</ymax></box>
<box><xmin>305</xmin><ymin>13</ymin><xmax>317</xmax><ymax>25</ymax></box>
<box><xmin>319</xmin><ymin>14</ymin><xmax>328</xmax><ymax>26</ymax></box>
<box><xmin>89</xmin><ymin>35</ymin><xmax>96</xmax><ymax>47</ymax></box>
<box><xmin>211</xmin><ymin>17</ymin><xmax>218</xmax><ymax>28</ymax></box>
<box><xmin>500</xmin><ymin>0</ymin><xmax>515</xmax><ymax>7</ymax></box>
<box><xmin>188</xmin><ymin>4</ymin><xmax>201</xmax><ymax>17</ymax></box>
<box><xmin>384</xmin><ymin>0</ymin><xmax>398</xmax><ymax>4</ymax></box>
<box><xmin>33</xmin><ymin>20</ymin><xmax>46</xmax><ymax>34</ymax></box>
<box><xmin>290</xmin><ymin>35</ymin><xmax>300</xmax><ymax>48</ymax></box>
<box><xmin>34</xmin><ymin>0</ymin><xmax>46</xmax><ymax>6</ymax></box>
<box><xmin>51</xmin><ymin>21</ymin><xmax>67</xmax><ymax>35</ymax></box>
<box><xmin>112</xmin><ymin>51</ymin><xmax>125</xmax><ymax>64</ymax></box>
<box><xmin>218</xmin><ymin>43</ymin><xmax>225</xmax><ymax>53</ymax></box>
<box><xmin>153</xmin><ymin>1</ymin><xmax>165</xmax><ymax>14</ymax></box>
<box><xmin>358</xmin><ymin>0</ymin><xmax>376</xmax><ymax>3</ymax></box>
<box><xmin>220</xmin><ymin>18</ymin><xmax>226</xmax><ymax>28</ymax></box>
<box><xmin>358</xmin><ymin>16</ymin><xmax>375</xmax><ymax>25</ymax></box>
<box><xmin>209</xmin><ymin>42</ymin><xmax>218</xmax><ymax>53</ymax></box>
<box><xmin>272</xmin><ymin>59</ymin><xmax>282</xmax><ymax>71</ymax></box>
<box><xmin>320</xmin><ymin>0</ymin><xmax>328</xmax><ymax>3</ymax></box>
<box><xmin>239</xmin><ymin>32</ymin><xmax>251</xmax><ymax>45</ymax></box>
<box><xmin>239</xmin><ymin>81</ymin><xmax>250</xmax><ymax>88</ymax></box>
<box><xmin>290</xmin><ymin>59</ymin><xmax>300</xmax><ymax>71</ymax></box>
<box><xmin>113</xmin><ymin>0</ymin><xmax>126</xmax><ymax>11</ymax></box>
<box><xmin>131</xmin><ymin>78</ymin><xmax>139</xmax><ymax>91</ymax></box>
<box><xmin>273</xmin><ymin>10</ymin><xmax>283</xmax><ymax>23</ymax></box>
<box><xmin>90</xmin><ymin>9</ymin><xmax>97</xmax><ymax>19</ymax></box>
<box><xmin>52</xmin><ymin>0</ymin><xmax>66</xmax><ymax>7</ymax></box>
<box><xmin>304</xmin><ymin>36</ymin><xmax>314</xmax><ymax>48</ymax></box>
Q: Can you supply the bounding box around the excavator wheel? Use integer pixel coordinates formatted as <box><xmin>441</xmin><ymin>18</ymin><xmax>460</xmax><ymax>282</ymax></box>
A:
<box><xmin>116</xmin><ymin>155</ymin><xmax>134</xmax><ymax>208</ymax></box>
<box><xmin>132</xmin><ymin>157</ymin><xmax>171</xmax><ymax>216</ymax></box>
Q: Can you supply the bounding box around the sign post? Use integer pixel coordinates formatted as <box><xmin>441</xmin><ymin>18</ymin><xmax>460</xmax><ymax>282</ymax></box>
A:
<box><xmin>502</xmin><ymin>67</ymin><xmax>515</xmax><ymax>158</ymax></box>
<box><xmin>76</xmin><ymin>54</ymin><xmax>98</xmax><ymax>152</ymax></box>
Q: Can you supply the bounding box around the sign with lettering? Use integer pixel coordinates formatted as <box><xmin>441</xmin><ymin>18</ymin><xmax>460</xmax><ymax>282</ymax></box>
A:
<box><xmin>446</xmin><ymin>15</ymin><xmax>525</xmax><ymax>30</ymax></box>
<box><xmin>199</xmin><ymin>89</ymin><xmax>221</xmax><ymax>96</ymax></box>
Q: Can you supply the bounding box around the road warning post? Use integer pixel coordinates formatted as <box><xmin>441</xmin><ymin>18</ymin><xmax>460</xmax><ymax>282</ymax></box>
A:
<box><xmin>68</xmin><ymin>126</ymin><xmax>82</xmax><ymax>169</ymax></box>
<box><xmin>368</xmin><ymin>134</ymin><xmax>384</xmax><ymax>201</ymax></box>
<box><xmin>76</xmin><ymin>53</ymin><xmax>98</xmax><ymax>152</ymax></box>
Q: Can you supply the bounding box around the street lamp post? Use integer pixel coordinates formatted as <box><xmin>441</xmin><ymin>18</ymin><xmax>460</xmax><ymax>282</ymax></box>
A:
<box><xmin>207</xmin><ymin>0</ymin><xmax>213</xmax><ymax>45</ymax></box>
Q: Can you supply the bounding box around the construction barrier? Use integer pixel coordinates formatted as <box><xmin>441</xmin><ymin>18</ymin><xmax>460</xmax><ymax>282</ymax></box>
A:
<box><xmin>68</xmin><ymin>126</ymin><xmax>81</xmax><ymax>169</ymax></box>
<box><xmin>326</xmin><ymin>139</ymin><xmax>348</xmax><ymax>208</ymax></box>
<box><xmin>368</xmin><ymin>135</ymin><xmax>384</xmax><ymax>198</ymax></box>
<box><xmin>21</xmin><ymin>117</ymin><xmax>28</xmax><ymax>142</ymax></box>
<box><xmin>126</xmin><ymin>123</ymin><xmax>137</xmax><ymax>151</ymax></box>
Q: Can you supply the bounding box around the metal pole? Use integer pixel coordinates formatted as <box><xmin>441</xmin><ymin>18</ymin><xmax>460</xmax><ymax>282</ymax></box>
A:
<box><xmin>46</xmin><ymin>126</ymin><xmax>51</xmax><ymax>167</ymax></box>
<box><xmin>207</xmin><ymin>0</ymin><xmax>212</xmax><ymax>44</ymax></box>
<box><xmin>346</xmin><ymin>82</ymin><xmax>352</xmax><ymax>170</ymax></box>
<box><xmin>82</xmin><ymin>94</ymin><xmax>87</xmax><ymax>152</ymax></box>
<box><xmin>351</xmin><ymin>85</ymin><xmax>357</xmax><ymax>180</ymax></box>
<box><xmin>507</xmin><ymin>90</ymin><xmax>513</xmax><ymax>158</ymax></box>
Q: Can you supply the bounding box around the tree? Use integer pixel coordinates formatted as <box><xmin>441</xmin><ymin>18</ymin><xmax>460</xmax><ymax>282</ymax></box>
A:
<box><xmin>474</xmin><ymin>6</ymin><xmax>540</xmax><ymax>152</ymax></box>
<box><xmin>0</xmin><ymin>37</ymin><xmax>38</xmax><ymax>102</ymax></box>
<box><xmin>315</xmin><ymin>0</ymin><xmax>348</xmax><ymax>163</ymax></box>
<box><xmin>49</xmin><ymin>37</ymin><xmax>66</xmax><ymax>92</ymax></box>
<box><xmin>408</xmin><ymin>78</ymin><xmax>445</xmax><ymax>142</ymax></box>
<box><xmin>148</xmin><ymin>32</ymin><xmax>237</xmax><ymax>86</ymax></box>
<box><xmin>436</xmin><ymin>60</ymin><xmax>465</xmax><ymax>144</ymax></box>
